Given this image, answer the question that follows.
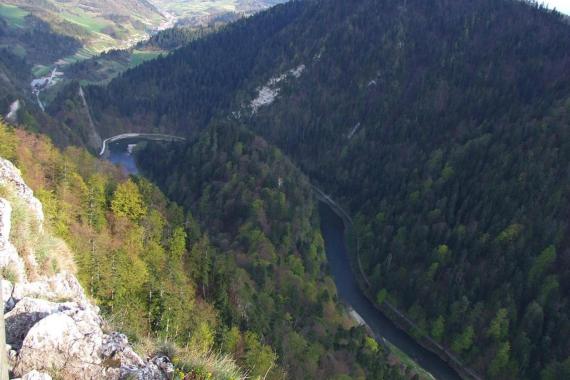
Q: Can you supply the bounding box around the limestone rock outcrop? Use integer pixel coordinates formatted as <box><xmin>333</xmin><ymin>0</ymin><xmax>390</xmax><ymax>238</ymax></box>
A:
<box><xmin>0</xmin><ymin>159</ymin><xmax>43</xmax><ymax>224</ymax></box>
<box><xmin>18</xmin><ymin>370</ymin><xmax>53</xmax><ymax>380</ymax></box>
<box><xmin>0</xmin><ymin>157</ymin><xmax>173</xmax><ymax>379</ymax></box>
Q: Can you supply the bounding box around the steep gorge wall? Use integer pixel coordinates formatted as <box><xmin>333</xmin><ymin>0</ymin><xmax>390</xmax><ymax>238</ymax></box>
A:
<box><xmin>0</xmin><ymin>157</ymin><xmax>172</xmax><ymax>380</ymax></box>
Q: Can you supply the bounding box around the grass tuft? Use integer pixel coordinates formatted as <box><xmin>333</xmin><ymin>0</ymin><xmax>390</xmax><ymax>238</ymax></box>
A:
<box><xmin>1</xmin><ymin>265</ymin><xmax>17</xmax><ymax>283</ymax></box>
<box><xmin>132</xmin><ymin>337</ymin><xmax>245</xmax><ymax>380</ymax></box>
<box><xmin>173</xmin><ymin>347</ymin><xmax>245</xmax><ymax>380</ymax></box>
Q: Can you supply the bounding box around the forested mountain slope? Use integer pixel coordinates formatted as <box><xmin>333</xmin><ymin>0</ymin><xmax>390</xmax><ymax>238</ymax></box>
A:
<box><xmin>84</xmin><ymin>0</ymin><xmax>569</xmax><ymax>137</ymax></box>
<box><xmin>1</xmin><ymin>120</ymin><xmax>245</xmax><ymax>379</ymax></box>
<box><xmin>137</xmin><ymin>124</ymin><xmax>407</xmax><ymax>379</ymax></box>
<box><xmin>1</xmin><ymin>118</ymin><xmax>408</xmax><ymax>379</ymax></box>
<box><xmin>78</xmin><ymin>0</ymin><xmax>570</xmax><ymax>378</ymax></box>
<box><xmin>84</xmin><ymin>0</ymin><xmax>307</xmax><ymax>137</ymax></box>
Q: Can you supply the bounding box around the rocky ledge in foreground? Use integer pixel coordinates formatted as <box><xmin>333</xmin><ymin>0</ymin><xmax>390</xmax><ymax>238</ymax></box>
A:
<box><xmin>0</xmin><ymin>157</ymin><xmax>173</xmax><ymax>380</ymax></box>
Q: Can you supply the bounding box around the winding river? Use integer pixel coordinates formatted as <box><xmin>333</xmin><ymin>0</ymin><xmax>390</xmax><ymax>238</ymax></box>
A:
<box><xmin>319</xmin><ymin>203</ymin><xmax>462</xmax><ymax>380</ymax></box>
<box><xmin>105</xmin><ymin>142</ymin><xmax>462</xmax><ymax>380</ymax></box>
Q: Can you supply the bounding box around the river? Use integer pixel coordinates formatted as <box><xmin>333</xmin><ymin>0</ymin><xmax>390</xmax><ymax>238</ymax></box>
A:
<box><xmin>319</xmin><ymin>203</ymin><xmax>462</xmax><ymax>380</ymax></box>
<box><xmin>104</xmin><ymin>142</ymin><xmax>462</xmax><ymax>380</ymax></box>
<box><xmin>106</xmin><ymin>139</ymin><xmax>141</xmax><ymax>175</ymax></box>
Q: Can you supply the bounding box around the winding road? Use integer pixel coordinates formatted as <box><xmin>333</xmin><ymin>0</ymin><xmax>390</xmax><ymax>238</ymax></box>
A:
<box><xmin>98</xmin><ymin>133</ymin><xmax>185</xmax><ymax>156</ymax></box>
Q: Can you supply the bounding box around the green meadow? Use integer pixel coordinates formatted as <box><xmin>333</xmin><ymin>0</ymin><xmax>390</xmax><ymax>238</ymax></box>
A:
<box><xmin>0</xmin><ymin>4</ymin><xmax>29</xmax><ymax>28</ymax></box>
<box><xmin>129</xmin><ymin>50</ymin><xmax>164</xmax><ymax>67</ymax></box>
<box><xmin>62</xmin><ymin>11</ymin><xmax>109</xmax><ymax>34</ymax></box>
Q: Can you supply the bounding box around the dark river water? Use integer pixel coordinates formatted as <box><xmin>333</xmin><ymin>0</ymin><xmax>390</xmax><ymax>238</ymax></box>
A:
<box><xmin>319</xmin><ymin>203</ymin><xmax>462</xmax><ymax>380</ymax></box>
<box><xmin>105</xmin><ymin>142</ymin><xmax>461</xmax><ymax>380</ymax></box>
<box><xmin>107</xmin><ymin>139</ymin><xmax>141</xmax><ymax>175</ymax></box>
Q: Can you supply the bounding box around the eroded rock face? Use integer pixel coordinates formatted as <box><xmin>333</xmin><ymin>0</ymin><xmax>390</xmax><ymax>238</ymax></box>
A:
<box><xmin>19</xmin><ymin>369</ymin><xmax>53</xmax><ymax>380</ymax></box>
<box><xmin>121</xmin><ymin>355</ymin><xmax>175</xmax><ymax>380</ymax></box>
<box><xmin>13</xmin><ymin>310</ymin><xmax>172</xmax><ymax>379</ymax></box>
<box><xmin>0</xmin><ymin>197</ymin><xmax>11</xmax><ymax>238</ymax></box>
<box><xmin>14</xmin><ymin>312</ymin><xmax>110</xmax><ymax>379</ymax></box>
<box><xmin>1</xmin><ymin>156</ymin><xmax>173</xmax><ymax>380</ymax></box>
<box><xmin>11</xmin><ymin>272</ymin><xmax>89</xmax><ymax>306</ymax></box>
<box><xmin>0</xmin><ymin>158</ymin><xmax>43</xmax><ymax>223</ymax></box>
<box><xmin>7</xmin><ymin>369</ymin><xmax>52</xmax><ymax>380</ymax></box>
<box><xmin>2</xmin><ymin>279</ymin><xmax>14</xmax><ymax>311</ymax></box>
<box><xmin>5</xmin><ymin>297</ymin><xmax>70</xmax><ymax>349</ymax></box>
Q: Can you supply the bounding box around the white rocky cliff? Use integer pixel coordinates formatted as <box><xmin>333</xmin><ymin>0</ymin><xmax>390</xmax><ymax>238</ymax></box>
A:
<box><xmin>0</xmin><ymin>157</ymin><xmax>173</xmax><ymax>379</ymax></box>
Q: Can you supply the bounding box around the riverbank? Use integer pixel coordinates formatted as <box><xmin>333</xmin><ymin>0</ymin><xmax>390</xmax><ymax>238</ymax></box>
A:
<box><xmin>316</xmin><ymin>190</ymin><xmax>481</xmax><ymax>380</ymax></box>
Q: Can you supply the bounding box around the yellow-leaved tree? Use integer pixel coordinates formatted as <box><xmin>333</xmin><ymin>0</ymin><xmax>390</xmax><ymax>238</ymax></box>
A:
<box><xmin>111</xmin><ymin>179</ymin><xmax>147</xmax><ymax>221</ymax></box>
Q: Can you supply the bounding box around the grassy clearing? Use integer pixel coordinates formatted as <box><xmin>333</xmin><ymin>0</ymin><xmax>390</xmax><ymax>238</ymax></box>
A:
<box><xmin>61</xmin><ymin>11</ymin><xmax>109</xmax><ymax>34</ymax></box>
<box><xmin>0</xmin><ymin>4</ymin><xmax>29</xmax><ymax>28</ymax></box>
<box><xmin>156</xmin><ymin>0</ymin><xmax>237</xmax><ymax>17</ymax></box>
<box><xmin>32</xmin><ymin>64</ymin><xmax>53</xmax><ymax>76</ymax></box>
<box><xmin>56</xmin><ymin>9</ymin><xmax>154</xmax><ymax>55</ymax></box>
<box><xmin>179</xmin><ymin>2</ymin><xmax>235</xmax><ymax>13</ymax></box>
<box><xmin>32</xmin><ymin>65</ymin><xmax>52</xmax><ymax>77</ymax></box>
<box><xmin>129</xmin><ymin>50</ymin><xmax>164</xmax><ymax>67</ymax></box>
<box><xmin>59</xmin><ymin>47</ymin><xmax>98</xmax><ymax>65</ymax></box>
<box><xmin>60</xmin><ymin>48</ymin><xmax>165</xmax><ymax>86</ymax></box>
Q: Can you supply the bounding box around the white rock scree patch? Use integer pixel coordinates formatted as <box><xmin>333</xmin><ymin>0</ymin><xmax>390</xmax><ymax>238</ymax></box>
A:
<box><xmin>249</xmin><ymin>64</ymin><xmax>306</xmax><ymax>114</ymax></box>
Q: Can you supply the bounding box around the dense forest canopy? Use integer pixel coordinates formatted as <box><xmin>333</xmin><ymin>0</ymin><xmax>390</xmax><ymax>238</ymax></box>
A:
<box><xmin>1</xmin><ymin>119</ymin><xmax>410</xmax><ymax>379</ymax></box>
<box><xmin>137</xmin><ymin>123</ymin><xmax>408</xmax><ymax>379</ymax></box>
<box><xmin>44</xmin><ymin>0</ymin><xmax>570</xmax><ymax>379</ymax></box>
